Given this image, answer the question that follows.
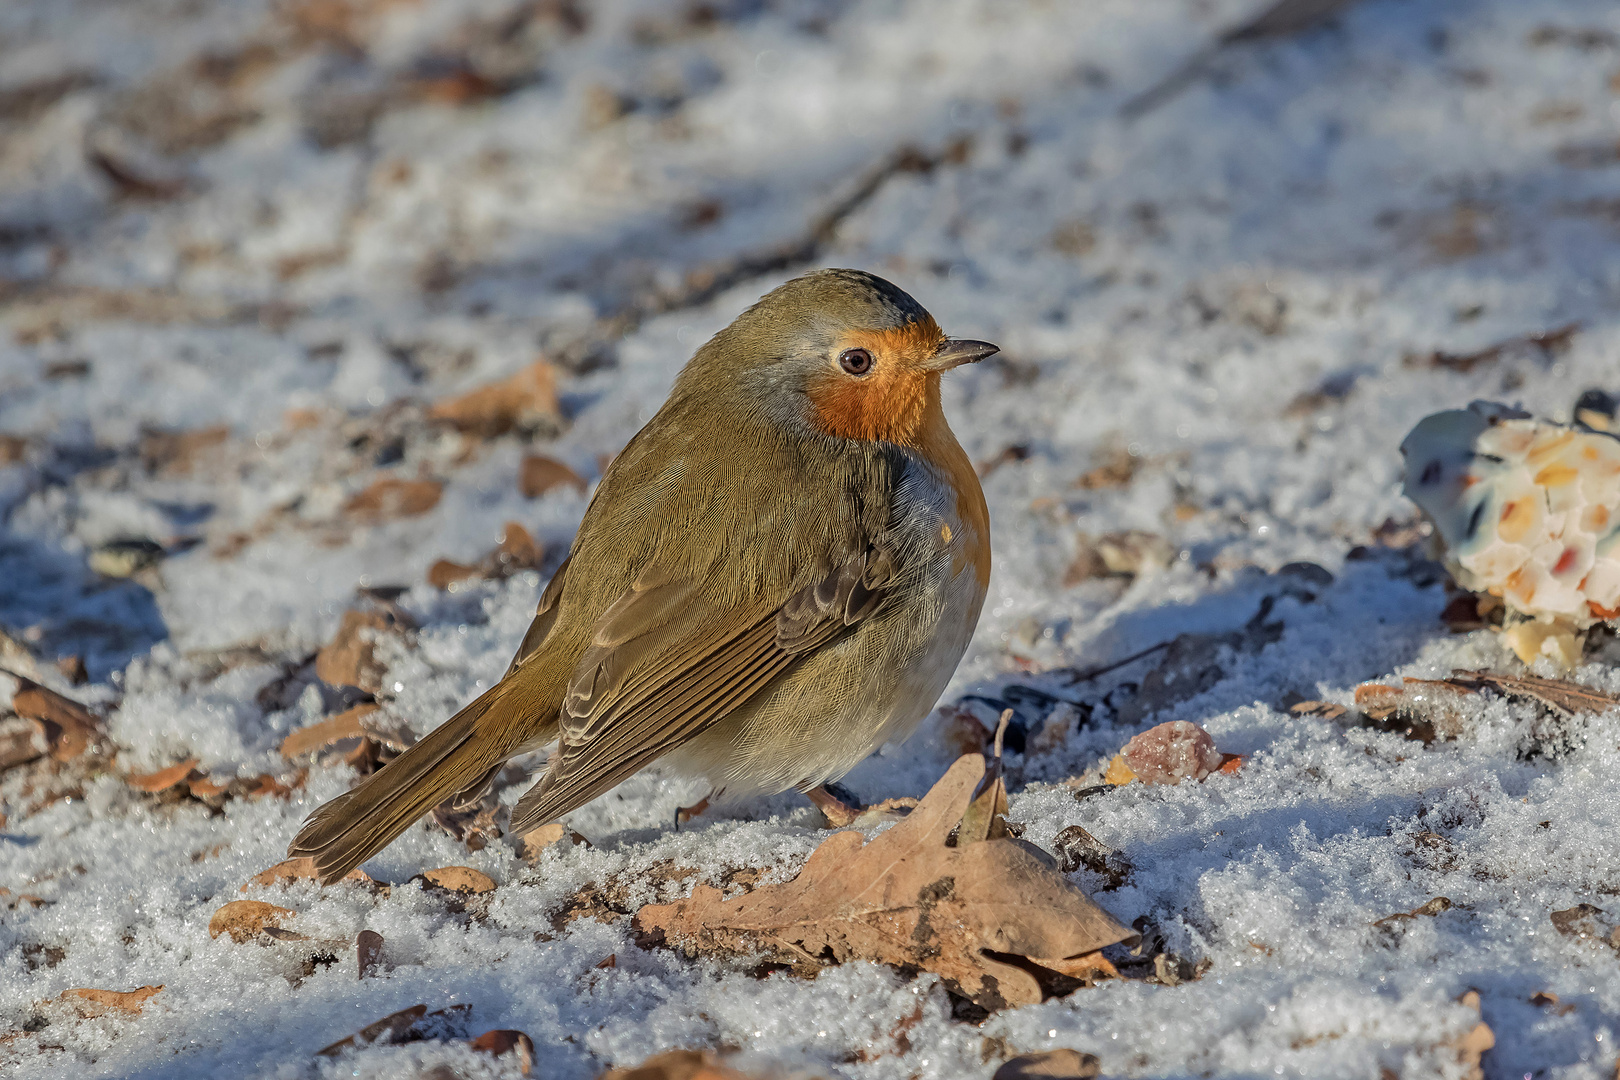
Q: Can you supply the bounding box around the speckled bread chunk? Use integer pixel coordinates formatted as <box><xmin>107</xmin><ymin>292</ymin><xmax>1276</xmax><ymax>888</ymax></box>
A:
<box><xmin>1401</xmin><ymin>401</ymin><xmax>1620</xmax><ymax>640</ymax></box>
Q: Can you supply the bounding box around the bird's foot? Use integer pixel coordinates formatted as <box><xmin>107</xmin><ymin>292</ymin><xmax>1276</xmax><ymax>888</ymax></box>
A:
<box><xmin>805</xmin><ymin>782</ymin><xmax>863</xmax><ymax>828</ymax></box>
<box><xmin>674</xmin><ymin>793</ymin><xmax>712</xmax><ymax>828</ymax></box>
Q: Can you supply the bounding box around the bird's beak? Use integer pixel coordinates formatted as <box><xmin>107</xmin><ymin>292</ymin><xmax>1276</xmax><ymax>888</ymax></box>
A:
<box><xmin>925</xmin><ymin>338</ymin><xmax>1000</xmax><ymax>371</ymax></box>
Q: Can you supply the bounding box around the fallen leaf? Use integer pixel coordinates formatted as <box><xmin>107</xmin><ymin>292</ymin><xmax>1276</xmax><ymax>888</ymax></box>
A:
<box><xmin>317</xmin><ymin>1003</ymin><xmax>471</xmax><ymax>1056</ymax></box>
<box><xmin>138</xmin><ymin>424</ymin><xmax>229</xmax><ymax>476</ymax></box>
<box><xmin>519</xmin><ymin>454</ymin><xmax>587</xmax><ymax>498</ymax></box>
<box><xmin>993</xmin><ymin>1049</ymin><xmax>1101</xmax><ymax>1080</ymax></box>
<box><xmin>209</xmin><ymin>900</ymin><xmax>294</xmax><ymax>943</ymax></box>
<box><xmin>1120</xmin><ymin>720</ymin><xmax>1223</xmax><ymax>784</ymax></box>
<box><xmin>357</xmin><ymin>929</ymin><xmax>386</xmax><ymax>979</ymax></box>
<box><xmin>633</xmin><ymin>754</ymin><xmax>1136</xmax><ymax>1010</ymax></box>
<box><xmin>421</xmin><ymin>866</ymin><xmax>495</xmax><ymax>894</ymax></box>
<box><xmin>595</xmin><ymin>1050</ymin><xmax>762</xmax><ymax>1080</ymax></box>
<box><xmin>126</xmin><ymin>758</ymin><xmax>201</xmax><ymax>793</ymax></box>
<box><xmin>186</xmin><ymin>775</ymin><xmax>230</xmax><ymax>799</ymax></box>
<box><xmin>345</xmin><ymin>476</ymin><xmax>443</xmax><ymax>520</ymax></box>
<box><xmin>315</xmin><ymin>610</ymin><xmax>398</xmax><ymax>690</ymax></box>
<box><xmin>1050</xmin><ymin>825</ymin><xmax>1131</xmax><ymax>889</ymax></box>
<box><xmin>427</xmin><ymin>559</ymin><xmax>481</xmax><ymax>589</ymax></box>
<box><xmin>1451</xmin><ymin>670</ymin><xmax>1620</xmax><ymax>718</ymax></box>
<box><xmin>595</xmin><ymin>953</ymin><xmax>617</xmax><ymax>969</ymax></box>
<box><xmin>9</xmin><ymin>678</ymin><xmax>101</xmax><ymax>761</ymax></box>
<box><xmin>1550</xmin><ymin>903</ymin><xmax>1609</xmax><ymax>941</ymax></box>
<box><xmin>242</xmin><ymin>856</ymin><xmax>372</xmax><ymax>891</ymax></box>
<box><xmin>1373</xmin><ymin>896</ymin><xmax>1453</xmax><ymax>933</ymax></box>
<box><xmin>1103</xmin><ymin>754</ymin><xmax>1137</xmax><ymax>785</ymax></box>
<box><xmin>1451</xmin><ymin>990</ymin><xmax>1495</xmax><ymax>1080</ymax></box>
<box><xmin>0</xmin><ymin>716</ymin><xmax>48</xmax><ymax>772</ymax></box>
<box><xmin>428</xmin><ymin>521</ymin><xmax>545</xmax><ymax>590</ymax></box>
<box><xmin>959</xmin><ymin>710</ymin><xmax>1013</xmax><ymax>844</ymax></box>
<box><xmin>242</xmin><ymin>771</ymin><xmax>304</xmax><ymax>799</ymax></box>
<box><xmin>61</xmin><ymin>985</ymin><xmax>163</xmax><ymax>1017</ymax></box>
<box><xmin>520</xmin><ymin>822</ymin><xmax>590</xmax><ymax>861</ymax></box>
<box><xmin>428</xmin><ymin>359</ymin><xmax>559</xmax><ymax>438</ymax></box>
<box><xmin>936</xmin><ymin>704</ymin><xmax>990</xmax><ymax>757</ymax></box>
<box><xmin>1290</xmin><ymin>700</ymin><xmax>1347</xmax><ymax>719</ymax></box>
<box><xmin>470</xmin><ymin>1029</ymin><xmax>536</xmax><ymax>1075</ymax></box>
<box><xmin>278</xmin><ymin>703</ymin><xmax>378</xmax><ymax>758</ymax></box>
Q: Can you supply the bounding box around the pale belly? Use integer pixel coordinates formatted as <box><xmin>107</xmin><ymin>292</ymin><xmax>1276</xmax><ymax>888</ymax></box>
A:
<box><xmin>669</xmin><ymin>453</ymin><xmax>990</xmax><ymax>797</ymax></box>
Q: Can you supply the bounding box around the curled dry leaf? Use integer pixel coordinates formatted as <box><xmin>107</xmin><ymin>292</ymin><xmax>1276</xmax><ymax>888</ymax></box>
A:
<box><xmin>208</xmin><ymin>899</ymin><xmax>293</xmax><ymax>942</ymax></box>
<box><xmin>428</xmin><ymin>520</ymin><xmax>544</xmax><ymax>590</ymax></box>
<box><xmin>241</xmin><ymin>856</ymin><xmax>372</xmax><ymax>891</ymax></box>
<box><xmin>61</xmin><ymin>985</ymin><xmax>163</xmax><ymax>1018</ymax></box>
<box><xmin>992</xmin><ymin>1049</ymin><xmax>1101</xmax><ymax>1080</ymax></box>
<box><xmin>345</xmin><ymin>476</ymin><xmax>443</xmax><ymax>521</ymax></box>
<box><xmin>126</xmin><ymin>757</ymin><xmax>200</xmax><ymax>793</ymax></box>
<box><xmin>633</xmin><ymin>754</ymin><xmax>1136</xmax><ymax>1010</ymax></box>
<box><xmin>428</xmin><ymin>359</ymin><xmax>559</xmax><ymax>439</ymax></box>
<box><xmin>317</xmin><ymin>1002</ymin><xmax>471</xmax><ymax>1056</ymax></box>
<box><xmin>278</xmin><ymin>703</ymin><xmax>378</xmax><ymax>758</ymax></box>
<box><xmin>315</xmin><ymin>610</ymin><xmax>399</xmax><ymax>691</ymax></box>
<box><xmin>421</xmin><ymin>866</ymin><xmax>496</xmax><ymax>894</ymax></box>
<box><xmin>596</xmin><ymin>1049</ymin><xmax>763</xmax><ymax>1080</ymax></box>
<box><xmin>9</xmin><ymin>677</ymin><xmax>101</xmax><ymax>761</ymax></box>
<box><xmin>470</xmin><ymin>1029</ymin><xmax>536</xmax><ymax>1075</ymax></box>
<box><xmin>1450</xmin><ymin>669</ymin><xmax>1620</xmax><ymax>718</ymax></box>
<box><xmin>519</xmin><ymin>454</ymin><xmax>587</xmax><ymax>498</ymax></box>
<box><xmin>521</xmin><ymin>822</ymin><xmax>590</xmax><ymax>862</ymax></box>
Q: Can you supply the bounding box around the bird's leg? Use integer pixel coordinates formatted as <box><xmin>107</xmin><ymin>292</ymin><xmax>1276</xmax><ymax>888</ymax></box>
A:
<box><xmin>804</xmin><ymin>782</ymin><xmax>863</xmax><ymax>828</ymax></box>
<box><xmin>674</xmin><ymin>792</ymin><xmax>713</xmax><ymax>828</ymax></box>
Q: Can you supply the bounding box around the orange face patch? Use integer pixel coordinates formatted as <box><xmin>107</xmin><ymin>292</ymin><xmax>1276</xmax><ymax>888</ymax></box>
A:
<box><xmin>806</xmin><ymin>318</ymin><xmax>947</xmax><ymax>446</ymax></box>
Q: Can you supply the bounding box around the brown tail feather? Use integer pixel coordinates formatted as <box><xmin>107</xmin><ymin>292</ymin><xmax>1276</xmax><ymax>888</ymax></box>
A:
<box><xmin>287</xmin><ymin>685</ymin><xmax>518</xmax><ymax>883</ymax></box>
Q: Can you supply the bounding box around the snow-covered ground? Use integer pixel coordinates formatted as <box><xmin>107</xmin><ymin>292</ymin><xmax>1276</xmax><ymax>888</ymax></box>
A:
<box><xmin>4</xmin><ymin>0</ymin><xmax>1620</xmax><ymax>1075</ymax></box>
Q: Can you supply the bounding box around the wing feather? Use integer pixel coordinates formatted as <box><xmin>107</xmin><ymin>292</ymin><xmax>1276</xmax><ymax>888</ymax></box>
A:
<box><xmin>509</xmin><ymin>546</ymin><xmax>897</xmax><ymax>832</ymax></box>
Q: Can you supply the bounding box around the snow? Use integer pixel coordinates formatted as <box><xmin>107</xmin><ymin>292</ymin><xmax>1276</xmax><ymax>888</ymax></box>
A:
<box><xmin>4</xmin><ymin>0</ymin><xmax>1620</xmax><ymax>1076</ymax></box>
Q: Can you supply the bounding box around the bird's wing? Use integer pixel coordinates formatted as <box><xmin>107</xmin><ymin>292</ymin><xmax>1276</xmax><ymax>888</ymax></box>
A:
<box><xmin>509</xmin><ymin>545</ymin><xmax>896</xmax><ymax>831</ymax></box>
<box><xmin>504</xmin><ymin>555</ymin><xmax>572</xmax><ymax>677</ymax></box>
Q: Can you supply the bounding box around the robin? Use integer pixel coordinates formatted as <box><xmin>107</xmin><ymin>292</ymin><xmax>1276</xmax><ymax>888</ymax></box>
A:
<box><xmin>290</xmin><ymin>268</ymin><xmax>997</xmax><ymax>882</ymax></box>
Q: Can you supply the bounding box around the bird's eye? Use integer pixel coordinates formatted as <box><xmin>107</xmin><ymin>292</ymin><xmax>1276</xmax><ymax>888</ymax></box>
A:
<box><xmin>838</xmin><ymin>348</ymin><xmax>873</xmax><ymax>376</ymax></box>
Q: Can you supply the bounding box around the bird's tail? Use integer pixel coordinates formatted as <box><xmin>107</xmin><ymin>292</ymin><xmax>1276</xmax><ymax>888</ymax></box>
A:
<box><xmin>287</xmin><ymin>680</ymin><xmax>539</xmax><ymax>883</ymax></box>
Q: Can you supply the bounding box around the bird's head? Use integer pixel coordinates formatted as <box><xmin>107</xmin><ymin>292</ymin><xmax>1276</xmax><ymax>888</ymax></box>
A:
<box><xmin>680</xmin><ymin>268</ymin><xmax>998</xmax><ymax>446</ymax></box>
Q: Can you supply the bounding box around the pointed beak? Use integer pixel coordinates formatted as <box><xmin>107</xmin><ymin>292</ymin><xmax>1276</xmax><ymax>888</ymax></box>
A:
<box><xmin>925</xmin><ymin>338</ymin><xmax>1000</xmax><ymax>371</ymax></box>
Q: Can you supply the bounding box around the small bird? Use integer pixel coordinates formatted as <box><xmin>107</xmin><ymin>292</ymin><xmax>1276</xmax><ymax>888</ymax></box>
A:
<box><xmin>289</xmin><ymin>268</ymin><xmax>997</xmax><ymax>882</ymax></box>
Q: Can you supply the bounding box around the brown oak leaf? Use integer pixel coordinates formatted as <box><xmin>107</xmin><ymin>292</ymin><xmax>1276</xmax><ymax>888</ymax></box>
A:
<box><xmin>633</xmin><ymin>754</ymin><xmax>1135</xmax><ymax>1010</ymax></box>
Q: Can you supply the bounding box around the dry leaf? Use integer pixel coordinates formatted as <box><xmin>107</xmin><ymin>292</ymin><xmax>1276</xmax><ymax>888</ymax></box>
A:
<box><xmin>634</xmin><ymin>754</ymin><xmax>1136</xmax><ymax>1010</ymax></box>
<box><xmin>959</xmin><ymin>710</ymin><xmax>1012</xmax><ymax>843</ymax></box>
<box><xmin>521</xmin><ymin>822</ymin><xmax>589</xmax><ymax>861</ymax></box>
<box><xmin>427</xmin><ymin>559</ymin><xmax>481</xmax><ymax>589</ymax></box>
<box><xmin>61</xmin><ymin>985</ymin><xmax>163</xmax><ymax>1017</ymax></box>
<box><xmin>126</xmin><ymin>758</ymin><xmax>200</xmax><ymax>793</ymax></box>
<box><xmin>357</xmin><ymin>929</ymin><xmax>387</xmax><ymax>979</ymax></box>
<box><xmin>138</xmin><ymin>424</ymin><xmax>229</xmax><ymax>475</ymax></box>
<box><xmin>993</xmin><ymin>1049</ymin><xmax>1101</xmax><ymax>1080</ymax></box>
<box><xmin>278</xmin><ymin>703</ymin><xmax>378</xmax><ymax>758</ymax></box>
<box><xmin>1290</xmin><ymin>700</ymin><xmax>1347</xmax><ymax>719</ymax></box>
<box><xmin>242</xmin><ymin>856</ymin><xmax>372</xmax><ymax>891</ymax></box>
<box><xmin>9</xmin><ymin>677</ymin><xmax>101</xmax><ymax>761</ymax></box>
<box><xmin>937</xmin><ymin>704</ymin><xmax>990</xmax><ymax>756</ymax></box>
<box><xmin>0</xmin><ymin>716</ymin><xmax>48</xmax><ymax>772</ymax></box>
<box><xmin>1450</xmin><ymin>670</ymin><xmax>1620</xmax><ymax>717</ymax></box>
<box><xmin>346</xmin><ymin>476</ymin><xmax>443</xmax><ymax>520</ymax></box>
<box><xmin>187</xmin><ymin>775</ymin><xmax>230</xmax><ymax>799</ymax></box>
<box><xmin>594</xmin><ymin>953</ymin><xmax>617</xmax><ymax>969</ymax></box>
<box><xmin>315</xmin><ymin>610</ymin><xmax>396</xmax><ymax>690</ymax></box>
<box><xmin>470</xmin><ymin>1029</ymin><xmax>536</xmax><ymax>1075</ymax></box>
<box><xmin>209</xmin><ymin>899</ymin><xmax>293</xmax><ymax>942</ymax></box>
<box><xmin>1452</xmin><ymin>990</ymin><xmax>1495</xmax><ymax>1080</ymax></box>
<box><xmin>1121</xmin><ymin>720</ymin><xmax>1223</xmax><ymax>784</ymax></box>
<box><xmin>428</xmin><ymin>359</ymin><xmax>559</xmax><ymax>438</ymax></box>
<box><xmin>427</xmin><ymin>521</ymin><xmax>544</xmax><ymax>590</ymax></box>
<box><xmin>317</xmin><ymin>1003</ymin><xmax>471</xmax><ymax>1056</ymax></box>
<box><xmin>595</xmin><ymin>1050</ymin><xmax>762</xmax><ymax>1080</ymax></box>
<box><xmin>421</xmin><ymin>866</ymin><xmax>496</xmax><ymax>894</ymax></box>
<box><xmin>519</xmin><ymin>454</ymin><xmax>587</xmax><ymax>498</ymax></box>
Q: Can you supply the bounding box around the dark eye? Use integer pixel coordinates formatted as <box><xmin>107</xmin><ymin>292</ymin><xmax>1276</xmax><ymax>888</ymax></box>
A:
<box><xmin>838</xmin><ymin>348</ymin><xmax>873</xmax><ymax>375</ymax></box>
